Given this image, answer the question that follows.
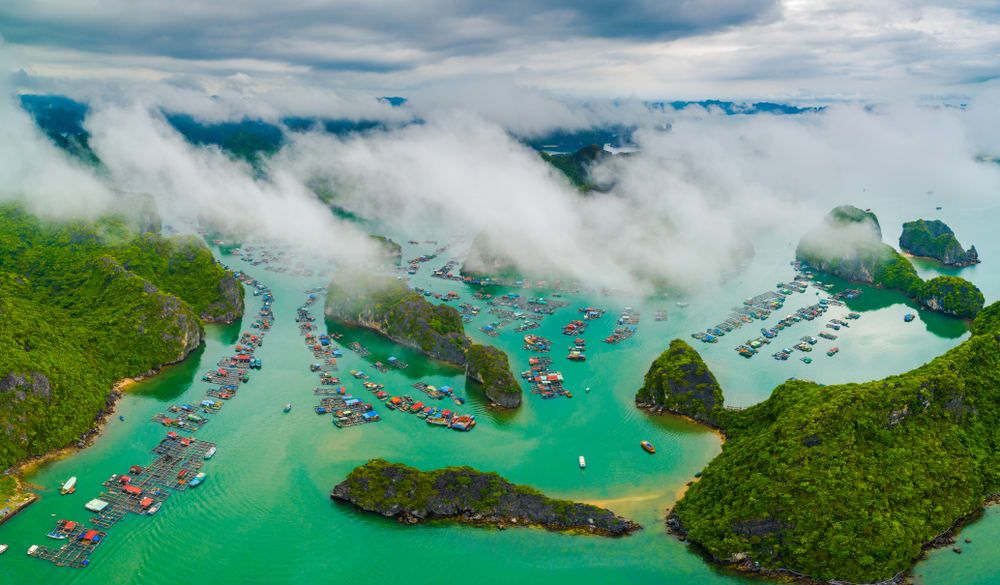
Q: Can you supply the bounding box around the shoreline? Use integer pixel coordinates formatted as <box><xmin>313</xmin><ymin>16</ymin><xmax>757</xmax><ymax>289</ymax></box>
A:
<box><xmin>5</xmin><ymin>349</ymin><xmax>199</xmax><ymax>509</ymax></box>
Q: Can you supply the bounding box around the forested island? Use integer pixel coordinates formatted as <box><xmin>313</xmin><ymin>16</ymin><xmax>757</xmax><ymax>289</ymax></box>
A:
<box><xmin>539</xmin><ymin>144</ymin><xmax>613</xmax><ymax>192</ymax></box>
<box><xmin>899</xmin><ymin>219</ymin><xmax>980</xmax><ymax>266</ymax></box>
<box><xmin>796</xmin><ymin>205</ymin><xmax>984</xmax><ymax>317</ymax></box>
<box><xmin>635</xmin><ymin>340</ymin><xmax>724</xmax><ymax>426</ymax></box>
<box><xmin>465</xmin><ymin>344</ymin><xmax>521</xmax><ymax>408</ymax></box>
<box><xmin>0</xmin><ymin>204</ymin><xmax>242</xmax><ymax>475</ymax></box>
<box><xmin>325</xmin><ymin>273</ymin><xmax>521</xmax><ymax>408</ymax></box>
<box><xmin>649</xmin><ymin>301</ymin><xmax>1000</xmax><ymax>583</ymax></box>
<box><xmin>325</xmin><ymin>272</ymin><xmax>470</xmax><ymax>365</ymax></box>
<box><xmin>331</xmin><ymin>459</ymin><xmax>640</xmax><ymax>535</ymax></box>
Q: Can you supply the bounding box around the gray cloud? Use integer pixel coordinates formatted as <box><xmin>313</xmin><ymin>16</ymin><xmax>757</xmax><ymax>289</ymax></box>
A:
<box><xmin>0</xmin><ymin>0</ymin><xmax>777</xmax><ymax>74</ymax></box>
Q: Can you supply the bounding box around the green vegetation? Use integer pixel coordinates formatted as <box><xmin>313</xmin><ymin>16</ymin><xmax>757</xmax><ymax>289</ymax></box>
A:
<box><xmin>368</xmin><ymin>235</ymin><xmax>403</xmax><ymax>266</ymax></box>
<box><xmin>539</xmin><ymin>144</ymin><xmax>619</xmax><ymax>192</ymax></box>
<box><xmin>636</xmin><ymin>339</ymin><xmax>724</xmax><ymax>426</ymax></box>
<box><xmin>916</xmin><ymin>275</ymin><xmax>985</xmax><ymax>318</ymax></box>
<box><xmin>798</xmin><ymin>205</ymin><xmax>984</xmax><ymax>317</ymax></box>
<box><xmin>331</xmin><ymin>459</ymin><xmax>640</xmax><ymax>535</ymax></box>
<box><xmin>668</xmin><ymin>304</ymin><xmax>1000</xmax><ymax>583</ymax></box>
<box><xmin>900</xmin><ymin>219</ymin><xmax>979</xmax><ymax>266</ymax></box>
<box><xmin>325</xmin><ymin>272</ymin><xmax>470</xmax><ymax>364</ymax></box>
<box><xmin>0</xmin><ymin>204</ymin><xmax>241</xmax><ymax>471</ymax></box>
<box><xmin>113</xmin><ymin>233</ymin><xmax>244</xmax><ymax>321</ymax></box>
<box><xmin>466</xmin><ymin>343</ymin><xmax>521</xmax><ymax>408</ymax></box>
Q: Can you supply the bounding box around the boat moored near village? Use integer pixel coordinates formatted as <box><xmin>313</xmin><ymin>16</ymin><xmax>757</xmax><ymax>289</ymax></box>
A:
<box><xmin>60</xmin><ymin>477</ymin><xmax>77</xmax><ymax>495</ymax></box>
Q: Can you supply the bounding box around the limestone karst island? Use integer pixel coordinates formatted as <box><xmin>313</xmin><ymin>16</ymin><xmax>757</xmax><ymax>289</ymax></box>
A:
<box><xmin>0</xmin><ymin>3</ymin><xmax>997</xmax><ymax>585</ymax></box>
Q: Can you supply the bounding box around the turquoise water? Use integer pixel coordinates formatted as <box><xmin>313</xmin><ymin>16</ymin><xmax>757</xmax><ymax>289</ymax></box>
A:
<box><xmin>1</xmin><ymin>201</ymin><xmax>998</xmax><ymax>584</ymax></box>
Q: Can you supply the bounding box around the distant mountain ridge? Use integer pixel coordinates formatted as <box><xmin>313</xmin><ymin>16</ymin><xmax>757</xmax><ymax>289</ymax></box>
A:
<box><xmin>19</xmin><ymin>94</ymin><xmax>822</xmax><ymax>167</ymax></box>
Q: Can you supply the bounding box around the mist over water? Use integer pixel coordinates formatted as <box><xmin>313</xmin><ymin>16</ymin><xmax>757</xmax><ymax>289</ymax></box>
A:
<box><xmin>5</xmin><ymin>67</ymin><xmax>1000</xmax><ymax>292</ymax></box>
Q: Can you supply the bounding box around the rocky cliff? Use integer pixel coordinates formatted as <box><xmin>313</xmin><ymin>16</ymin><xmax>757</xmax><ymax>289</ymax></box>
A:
<box><xmin>636</xmin><ymin>339</ymin><xmax>724</xmax><ymax>427</ymax></box>
<box><xmin>795</xmin><ymin>205</ymin><xmax>894</xmax><ymax>284</ymax></box>
<box><xmin>331</xmin><ymin>459</ymin><xmax>641</xmax><ymax>536</ymax></box>
<box><xmin>466</xmin><ymin>344</ymin><xmax>521</xmax><ymax>408</ymax></box>
<box><xmin>326</xmin><ymin>273</ymin><xmax>469</xmax><ymax>366</ymax></box>
<box><xmin>900</xmin><ymin>219</ymin><xmax>980</xmax><ymax>266</ymax></box>
<box><xmin>460</xmin><ymin>231</ymin><xmax>521</xmax><ymax>278</ymax></box>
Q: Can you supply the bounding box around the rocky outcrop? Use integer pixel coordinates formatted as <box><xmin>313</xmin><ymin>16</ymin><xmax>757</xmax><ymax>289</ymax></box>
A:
<box><xmin>201</xmin><ymin>272</ymin><xmax>244</xmax><ymax>324</ymax></box>
<box><xmin>900</xmin><ymin>219</ymin><xmax>980</xmax><ymax>266</ymax></box>
<box><xmin>326</xmin><ymin>273</ymin><xmax>469</xmax><ymax>366</ymax></box>
<box><xmin>916</xmin><ymin>275</ymin><xmax>985</xmax><ymax>319</ymax></box>
<box><xmin>460</xmin><ymin>231</ymin><xmax>520</xmax><ymax>278</ymax></box>
<box><xmin>636</xmin><ymin>339</ymin><xmax>724</xmax><ymax>426</ymax></box>
<box><xmin>795</xmin><ymin>205</ymin><xmax>894</xmax><ymax>284</ymax></box>
<box><xmin>465</xmin><ymin>344</ymin><xmax>521</xmax><ymax>409</ymax></box>
<box><xmin>331</xmin><ymin>459</ymin><xmax>641</xmax><ymax>536</ymax></box>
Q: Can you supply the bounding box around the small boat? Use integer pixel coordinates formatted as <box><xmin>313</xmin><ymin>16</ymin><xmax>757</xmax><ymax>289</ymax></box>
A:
<box><xmin>27</xmin><ymin>545</ymin><xmax>38</xmax><ymax>556</ymax></box>
<box><xmin>579</xmin><ymin>456</ymin><xmax>586</xmax><ymax>469</ymax></box>
<box><xmin>60</xmin><ymin>477</ymin><xmax>77</xmax><ymax>495</ymax></box>
<box><xmin>189</xmin><ymin>472</ymin><xmax>207</xmax><ymax>487</ymax></box>
<box><xmin>145</xmin><ymin>502</ymin><xmax>161</xmax><ymax>516</ymax></box>
<box><xmin>827</xmin><ymin>347</ymin><xmax>840</xmax><ymax>356</ymax></box>
<box><xmin>46</xmin><ymin>531</ymin><xmax>67</xmax><ymax>540</ymax></box>
<box><xmin>801</xmin><ymin>357</ymin><xmax>813</xmax><ymax>364</ymax></box>
<box><xmin>585</xmin><ymin>387</ymin><xmax>591</xmax><ymax>393</ymax></box>
<box><xmin>904</xmin><ymin>313</ymin><xmax>915</xmax><ymax>323</ymax></box>
<box><xmin>283</xmin><ymin>403</ymin><xmax>292</xmax><ymax>413</ymax></box>
<box><xmin>641</xmin><ymin>441</ymin><xmax>656</xmax><ymax>454</ymax></box>
<box><xmin>204</xmin><ymin>446</ymin><xmax>217</xmax><ymax>460</ymax></box>
<box><xmin>119</xmin><ymin>415</ymin><xmax>125</xmax><ymax>421</ymax></box>
<box><xmin>0</xmin><ymin>544</ymin><xmax>8</xmax><ymax>554</ymax></box>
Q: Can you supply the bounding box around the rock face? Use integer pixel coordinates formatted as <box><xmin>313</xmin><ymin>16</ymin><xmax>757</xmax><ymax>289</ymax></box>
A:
<box><xmin>636</xmin><ymin>339</ymin><xmax>724</xmax><ymax>426</ymax></box>
<box><xmin>795</xmin><ymin>205</ymin><xmax>894</xmax><ymax>284</ymax></box>
<box><xmin>202</xmin><ymin>271</ymin><xmax>244</xmax><ymax>324</ymax></box>
<box><xmin>331</xmin><ymin>459</ymin><xmax>641</xmax><ymax>536</ymax></box>
<box><xmin>369</xmin><ymin>235</ymin><xmax>403</xmax><ymax>267</ymax></box>
<box><xmin>900</xmin><ymin>219</ymin><xmax>980</xmax><ymax>266</ymax></box>
<box><xmin>667</xmin><ymin>302</ymin><xmax>1000</xmax><ymax>584</ymax></box>
<box><xmin>465</xmin><ymin>344</ymin><xmax>521</xmax><ymax>409</ymax></box>
<box><xmin>326</xmin><ymin>273</ymin><xmax>469</xmax><ymax>366</ymax></box>
<box><xmin>460</xmin><ymin>231</ymin><xmax>521</xmax><ymax>278</ymax></box>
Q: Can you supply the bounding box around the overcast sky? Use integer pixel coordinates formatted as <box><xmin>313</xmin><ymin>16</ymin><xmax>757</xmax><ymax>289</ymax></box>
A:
<box><xmin>2</xmin><ymin>0</ymin><xmax>1000</xmax><ymax>107</ymax></box>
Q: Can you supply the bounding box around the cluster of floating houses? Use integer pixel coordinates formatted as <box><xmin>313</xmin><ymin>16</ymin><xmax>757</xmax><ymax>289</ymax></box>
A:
<box><xmin>296</xmin><ymin>290</ymin><xmax>382</xmax><ymax>429</ymax></box>
<box><xmin>30</xmin><ymin>268</ymin><xmax>274</xmax><ymax>568</ymax></box>
<box><xmin>521</xmin><ymin>357</ymin><xmax>573</xmax><ymax>399</ymax></box>
<box><xmin>295</xmin><ymin>287</ymin><xmax>476</xmax><ymax>431</ymax></box>
<box><xmin>689</xmin><ymin>264</ymin><xmax>864</xmax><ymax>362</ymax></box>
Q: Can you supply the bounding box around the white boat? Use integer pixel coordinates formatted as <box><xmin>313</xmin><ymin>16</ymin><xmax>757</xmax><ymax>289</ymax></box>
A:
<box><xmin>578</xmin><ymin>456</ymin><xmax>586</xmax><ymax>469</ymax></box>
<box><xmin>204</xmin><ymin>446</ymin><xmax>217</xmax><ymax>460</ymax></box>
<box><xmin>283</xmin><ymin>403</ymin><xmax>292</xmax><ymax>413</ymax></box>
<box><xmin>27</xmin><ymin>545</ymin><xmax>38</xmax><ymax>556</ymax></box>
<box><xmin>145</xmin><ymin>502</ymin><xmax>161</xmax><ymax>515</ymax></box>
<box><xmin>85</xmin><ymin>499</ymin><xmax>109</xmax><ymax>512</ymax></box>
<box><xmin>60</xmin><ymin>477</ymin><xmax>77</xmax><ymax>495</ymax></box>
<box><xmin>189</xmin><ymin>472</ymin><xmax>206</xmax><ymax>487</ymax></box>
<box><xmin>0</xmin><ymin>544</ymin><xmax>8</xmax><ymax>554</ymax></box>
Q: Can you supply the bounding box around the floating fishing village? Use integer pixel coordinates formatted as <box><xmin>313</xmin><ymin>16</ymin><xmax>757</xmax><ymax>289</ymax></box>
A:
<box><xmin>690</xmin><ymin>261</ymin><xmax>864</xmax><ymax>362</ymax></box>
